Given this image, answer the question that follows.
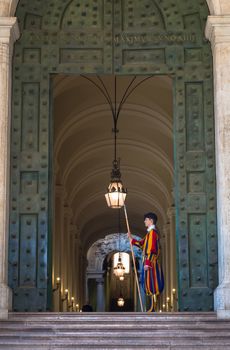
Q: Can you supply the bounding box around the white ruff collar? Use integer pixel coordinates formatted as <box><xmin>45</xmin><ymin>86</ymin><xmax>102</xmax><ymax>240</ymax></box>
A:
<box><xmin>147</xmin><ymin>224</ymin><xmax>156</xmax><ymax>232</ymax></box>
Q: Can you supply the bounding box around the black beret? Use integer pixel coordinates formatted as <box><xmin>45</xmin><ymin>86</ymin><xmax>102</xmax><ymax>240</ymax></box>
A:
<box><xmin>144</xmin><ymin>212</ymin><xmax>158</xmax><ymax>223</ymax></box>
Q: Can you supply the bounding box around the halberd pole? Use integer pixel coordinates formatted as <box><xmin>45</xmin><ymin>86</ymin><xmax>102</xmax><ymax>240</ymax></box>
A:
<box><xmin>123</xmin><ymin>204</ymin><xmax>144</xmax><ymax>312</ymax></box>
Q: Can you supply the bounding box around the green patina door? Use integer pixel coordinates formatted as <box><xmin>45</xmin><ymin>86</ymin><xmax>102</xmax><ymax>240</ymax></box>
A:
<box><xmin>9</xmin><ymin>0</ymin><xmax>217</xmax><ymax>311</ymax></box>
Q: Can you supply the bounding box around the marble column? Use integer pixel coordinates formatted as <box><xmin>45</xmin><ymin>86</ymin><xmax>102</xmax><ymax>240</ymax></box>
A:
<box><xmin>74</xmin><ymin>232</ymin><xmax>80</xmax><ymax>307</ymax></box>
<box><xmin>83</xmin><ymin>255</ymin><xmax>88</xmax><ymax>305</ymax></box>
<box><xmin>80</xmin><ymin>253</ymin><xmax>87</xmax><ymax>306</ymax></box>
<box><xmin>85</xmin><ymin>275</ymin><xmax>89</xmax><ymax>304</ymax></box>
<box><xmin>0</xmin><ymin>1</ymin><xmax>19</xmax><ymax>17</ymax></box>
<box><xmin>206</xmin><ymin>16</ymin><xmax>230</xmax><ymax>319</ymax></box>
<box><xmin>0</xmin><ymin>17</ymin><xmax>19</xmax><ymax>319</ymax></box>
<box><xmin>68</xmin><ymin>223</ymin><xmax>75</xmax><ymax>301</ymax></box>
<box><xmin>96</xmin><ymin>278</ymin><xmax>105</xmax><ymax>311</ymax></box>
<box><xmin>79</xmin><ymin>247</ymin><xmax>84</xmax><ymax>305</ymax></box>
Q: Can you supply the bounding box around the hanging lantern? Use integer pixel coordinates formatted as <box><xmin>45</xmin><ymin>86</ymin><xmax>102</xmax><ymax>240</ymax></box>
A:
<box><xmin>114</xmin><ymin>255</ymin><xmax>125</xmax><ymax>278</ymax></box>
<box><xmin>105</xmin><ymin>160</ymin><xmax>127</xmax><ymax>209</ymax></box>
<box><xmin>119</xmin><ymin>275</ymin><xmax>125</xmax><ymax>281</ymax></box>
<box><xmin>105</xmin><ymin>180</ymin><xmax>127</xmax><ymax>208</ymax></box>
<box><xmin>117</xmin><ymin>296</ymin><xmax>125</xmax><ymax>307</ymax></box>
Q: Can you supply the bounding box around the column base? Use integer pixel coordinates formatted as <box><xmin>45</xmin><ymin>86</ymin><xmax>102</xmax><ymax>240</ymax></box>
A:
<box><xmin>216</xmin><ymin>310</ymin><xmax>230</xmax><ymax>319</ymax></box>
<box><xmin>0</xmin><ymin>283</ymin><xmax>12</xmax><ymax>319</ymax></box>
<box><xmin>214</xmin><ymin>282</ymin><xmax>230</xmax><ymax>319</ymax></box>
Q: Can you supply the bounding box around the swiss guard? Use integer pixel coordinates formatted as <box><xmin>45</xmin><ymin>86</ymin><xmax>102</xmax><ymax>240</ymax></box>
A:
<box><xmin>128</xmin><ymin>212</ymin><xmax>164</xmax><ymax>312</ymax></box>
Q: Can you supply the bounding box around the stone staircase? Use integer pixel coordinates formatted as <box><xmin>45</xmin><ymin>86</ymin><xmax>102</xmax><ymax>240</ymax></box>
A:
<box><xmin>0</xmin><ymin>312</ymin><xmax>230</xmax><ymax>350</ymax></box>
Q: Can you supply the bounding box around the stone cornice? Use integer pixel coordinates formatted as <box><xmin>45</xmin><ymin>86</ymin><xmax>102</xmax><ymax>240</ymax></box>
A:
<box><xmin>205</xmin><ymin>16</ymin><xmax>230</xmax><ymax>46</ymax></box>
<box><xmin>0</xmin><ymin>17</ymin><xmax>19</xmax><ymax>43</ymax></box>
<box><xmin>86</xmin><ymin>272</ymin><xmax>104</xmax><ymax>279</ymax></box>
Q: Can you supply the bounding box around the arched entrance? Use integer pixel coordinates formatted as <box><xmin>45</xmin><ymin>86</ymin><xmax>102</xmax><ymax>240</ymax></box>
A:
<box><xmin>86</xmin><ymin>233</ymin><xmax>142</xmax><ymax>312</ymax></box>
<box><xmin>8</xmin><ymin>0</ymin><xmax>217</xmax><ymax>312</ymax></box>
<box><xmin>52</xmin><ymin>74</ymin><xmax>174</xmax><ymax>312</ymax></box>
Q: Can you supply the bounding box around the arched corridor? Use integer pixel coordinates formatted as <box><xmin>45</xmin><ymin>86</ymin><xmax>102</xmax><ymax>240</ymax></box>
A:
<box><xmin>52</xmin><ymin>75</ymin><xmax>176</xmax><ymax>311</ymax></box>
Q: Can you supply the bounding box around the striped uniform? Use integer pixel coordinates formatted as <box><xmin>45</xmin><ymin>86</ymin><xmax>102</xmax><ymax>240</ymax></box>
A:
<box><xmin>132</xmin><ymin>229</ymin><xmax>164</xmax><ymax>296</ymax></box>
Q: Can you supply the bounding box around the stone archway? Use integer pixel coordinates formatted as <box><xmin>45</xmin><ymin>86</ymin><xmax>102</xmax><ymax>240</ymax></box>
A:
<box><xmin>86</xmin><ymin>233</ymin><xmax>142</xmax><ymax>312</ymax></box>
<box><xmin>9</xmin><ymin>0</ymin><xmax>218</xmax><ymax>314</ymax></box>
<box><xmin>8</xmin><ymin>0</ymin><xmax>217</xmax><ymax>313</ymax></box>
<box><xmin>87</xmin><ymin>233</ymin><xmax>142</xmax><ymax>274</ymax></box>
<box><xmin>0</xmin><ymin>0</ymin><xmax>230</xmax><ymax>318</ymax></box>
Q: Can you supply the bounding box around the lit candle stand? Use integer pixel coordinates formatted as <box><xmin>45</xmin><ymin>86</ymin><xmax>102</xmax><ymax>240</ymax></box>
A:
<box><xmin>52</xmin><ymin>277</ymin><xmax>61</xmax><ymax>292</ymax></box>
<box><xmin>166</xmin><ymin>297</ymin><xmax>171</xmax><ymax>312</ymax></box>
<box><xmin>172</xmin><ymin>288</ymin><xmax>178</xmax><ymax>311</ymax></box>
<box><xmin>61</xmin><ymin>288</ymin><xmax>69</xmax><ymax>310</ymax></box>
<box><xmin>52</xmin><ymin>277</ymin><xmax>62</xmax><ymax>311</ymax></box>
<box><xmin>75</xmin><ymin>303</ymin><xmax>79</xmax><ymax>312</ymax></box>
<box><xmin>68</xmin><ymin>297</ymin><xmax>74</xmax><ymax>312</ymax></box>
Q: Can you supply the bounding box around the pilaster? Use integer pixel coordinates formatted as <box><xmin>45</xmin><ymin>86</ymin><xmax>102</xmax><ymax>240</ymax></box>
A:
<box><xmin>96</xmin><ymin>277</ymin><xmax>105</xmax><ymax>312</ymax></box>
<box><xmin>74</xmin><ymin>231</ymin><xmax>81</xmax><ymax>306</ymax></box>
<box><xmin>206</xmin><ymin>16</ymin><xmax>230</xmax><ymax>319</ymax></box>
<box><xmin>0</xmin><ymin>17</ymin><xmax>19</xmax><ymax>319</ymax></box>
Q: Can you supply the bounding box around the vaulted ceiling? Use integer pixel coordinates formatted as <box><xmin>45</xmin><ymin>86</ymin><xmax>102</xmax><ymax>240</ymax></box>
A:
<box><xmin>53</xmin><ymin>75</ymin><xmax>173</xmax><ymax>251</ymax></box>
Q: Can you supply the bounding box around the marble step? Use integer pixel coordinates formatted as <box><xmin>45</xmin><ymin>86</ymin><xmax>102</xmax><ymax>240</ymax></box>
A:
<box><xmin>0</xmin><ymin>346</ymin><xmax>227</xmax><ymax>350</ymax></box>
<box><xmin>8</xmin><ymin>311</ymin><xmax>218</xmax><ymax>321</ymax></box>
<box><xmin>0</xmin><ymin>312</ymin><xmax>229</xmax><ymax>350</ymax></box>
<box><xmin>1</xmin><ymin>327</ymin><xmax>230</xmax><ymax>335</ymax></box>
<box><xmin>1</xmin><ymin>323</ymin><xmax>230</xmax><ymax>331</ymax></box>
<box><xmin>4</xmin><ymin>313</ymin><xmax>221</xmax><ymax>325</ymax></box>
<box><xmin>1</xmin><ymin>313</ymin><xmax>229</xmax><ymax>331</ymax></box>
<box><xmin>0</xmin><ymin>336</ymin><xmax>230</xmax><ymax>349</ymax></box>
<box><xmin>1</xmin><ymin>323</ymin><xmax>230</xmax><ymax>333</ymax></box>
